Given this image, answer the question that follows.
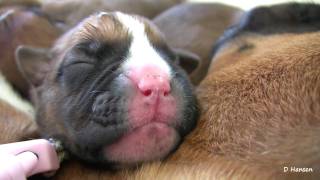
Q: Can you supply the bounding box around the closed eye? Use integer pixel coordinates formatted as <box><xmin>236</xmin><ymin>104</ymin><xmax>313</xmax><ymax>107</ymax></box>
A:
<box><xmin>62</xmin><ymin>61</ymin><xmax>95</xmax><ymax>69</ymax></box>
<box><xmin>56</xmin><ymin>60</ymin><xmax>95</xmax><ymax>81</ymax></box>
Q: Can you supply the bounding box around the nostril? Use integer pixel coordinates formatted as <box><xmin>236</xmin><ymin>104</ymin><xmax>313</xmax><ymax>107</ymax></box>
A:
<box><xmin>142</xmin><ymin>89</ymin><xmax>152</xmax><ymax>96</ymax></box>
<box><xmin>135</xmin><ymin>71</ymin><xmax>171</xmax><ymax>97</ymax></box>
<box><xmin>163</xmin><ymin>90</ymin><xmax>169</xmax><ymax>96</ymax></box>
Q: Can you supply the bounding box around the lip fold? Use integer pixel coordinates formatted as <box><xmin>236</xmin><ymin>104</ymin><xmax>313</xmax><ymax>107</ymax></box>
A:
<box><xmin>104</xmin><ymin>122</ymin><xmax>179</xmax><ymax>165</ymax></box>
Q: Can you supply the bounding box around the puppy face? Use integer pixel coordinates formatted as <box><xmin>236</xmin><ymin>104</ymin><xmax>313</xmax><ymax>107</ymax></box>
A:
<box><xmin>17</xmin><ymin>12</ymin><xmax>199</xmax><ymax>167</ymax></box>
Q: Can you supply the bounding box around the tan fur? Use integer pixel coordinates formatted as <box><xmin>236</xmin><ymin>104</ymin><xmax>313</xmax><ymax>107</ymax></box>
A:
<box><xmin>2</xmin><ymin>6</ymin><xmax>319</xmax><ymax>179</ymax></box>
<box><xmin>49</xmin><ymin>32</ymin><xmax>320</xmax><ymax>180</ymax></box>
<box><xmin>153</xmin><ymin>3</ymin><xmax>243</xmax><ymax>85</ymax></box>
<box><xmin>146</xmin><ymin>32</ymin><xmax>320</xmax><ymax>179</ymax></box>
<box><xmin>197</xmin><ymin>32</ymin><xmax>320</xmax><ymax>160</ymax></box>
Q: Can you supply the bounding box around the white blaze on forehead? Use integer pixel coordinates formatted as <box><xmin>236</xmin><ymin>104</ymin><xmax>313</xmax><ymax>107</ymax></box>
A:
<box><xmin>115</xmin><ymin>12</ymin><xmax>172</xmax><ymax>77</ymax></box>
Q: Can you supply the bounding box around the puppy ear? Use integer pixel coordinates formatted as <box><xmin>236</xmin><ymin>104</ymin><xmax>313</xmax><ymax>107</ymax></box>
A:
<box><xmin>15</xmin><ymin>46</ymin><xmax>52</xmax><ymax>87</ymax></box>
<box><xmin>173</xmin><ymin>48</ymin><xmax>201</xmax><ymax>75</ymax></box>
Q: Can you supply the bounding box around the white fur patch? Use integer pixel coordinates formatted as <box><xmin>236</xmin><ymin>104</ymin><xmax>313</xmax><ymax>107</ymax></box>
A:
<box><xmin>0</xmin><ymin>73</ymin><xmax>35</xmax><ymax>118</ymax></box>
<box><xmin>115</xmin><ymin>12</ymin><xmax>172</xmax><ymax>77</ymax></box>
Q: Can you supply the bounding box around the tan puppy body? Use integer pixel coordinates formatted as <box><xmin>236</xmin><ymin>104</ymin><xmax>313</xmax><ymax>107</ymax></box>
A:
<box><xmin>187</xmin><ymin>32</ymin><xmax>320</xmax><ymax>177</ymax></box>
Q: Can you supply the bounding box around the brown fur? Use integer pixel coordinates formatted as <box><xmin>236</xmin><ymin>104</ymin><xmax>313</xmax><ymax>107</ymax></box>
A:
<box><xmin>41</xmin><ymin>0</ymin><xmax>185</xmax><ymax>31</ymax></box>
<box><xmin>48</xmin><ymin>30</ymin><xmax>320</xmax><ymax>180</ymax></box>
<box><xmin>50</xmin><ymin>12</ymin><xmax>167</xmax><ymax>80</ymax></box>
<box><xmin>52</xmin><ymin>13</ymin><xmax>164</xmax><ymax>56</ymax></box>
<box><xmin>0</xmin><ymin>6</ymin><xmax>60</xmax><ymax>96</ymax></box>
<box><xmin>198</xmin><ymin>33</ymin><xmax>320</xmax><ymax>160</ymax></box>
<box><xmin>2</xmin><ymin>5</ymin><xmax>318</xmax><ymax>179</ymax></box>
<box><xmin>118</xmin><ymin>31</ymin><xmax>320</xmax><ymax>180</ymax></box>
<box><xmin>153</xmin><ymin>3</ymin><xmax>243</xmax><ymax>85</ymax></box>
<box><xmin>0</xmin><ymin>73</ymin><xmax>37</xmax><ymax>144</ymax></box>
<box><xmin>0</xmin><ymin>0</ymin><xmax>40</xmax><ymax>7</ymax></box>
<box><xmin>15</xmin><ymin>12</ymin><xmax>199</xmax><ymax>172</ymax></box>
<box><xmin>0</xmin><ymin>99</ymin><xmax>37</xmax><ymax>144</ymax></box>
<box><xmin>51</xmin><ymin>13</ymin><xmax>130</xmax><ymax>58</ymax></box>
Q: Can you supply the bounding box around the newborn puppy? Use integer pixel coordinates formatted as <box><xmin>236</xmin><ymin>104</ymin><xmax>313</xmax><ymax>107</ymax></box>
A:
<box><xmin>16</xmin><ymin>12</ymin><xmax>199</xmax><ymax>167</ymax></box>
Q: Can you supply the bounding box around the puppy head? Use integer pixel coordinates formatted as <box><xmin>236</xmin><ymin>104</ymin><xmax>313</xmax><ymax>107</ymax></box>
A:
<box><xmin>16</xmin><ymin>12</ymin><xmax>199</xmax><ymax>167</ymax></box>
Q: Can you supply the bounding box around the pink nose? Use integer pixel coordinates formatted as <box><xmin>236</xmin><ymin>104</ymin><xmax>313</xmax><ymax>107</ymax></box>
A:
<box><xmin>127</xmin><ymin>65</ymin><xmax>171</xmax><ymax>97</ymax></box>
<box><xmin>138</xmin><ymin>74</ymin><xmax>171</xmax><ymax>96</ymax></box>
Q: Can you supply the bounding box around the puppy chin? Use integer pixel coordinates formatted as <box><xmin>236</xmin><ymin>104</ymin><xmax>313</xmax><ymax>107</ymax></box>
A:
<box><xmin>103</xmin><ymin>122</ymin><xmax>179</xmax><ymax>166</ymax></box>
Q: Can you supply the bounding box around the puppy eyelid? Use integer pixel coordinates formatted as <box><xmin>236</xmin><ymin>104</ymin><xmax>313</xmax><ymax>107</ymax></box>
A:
<box><xmin>63</xmin><ymin>61</ymin><xmax>95</xmax><ymax>68</ymax></box>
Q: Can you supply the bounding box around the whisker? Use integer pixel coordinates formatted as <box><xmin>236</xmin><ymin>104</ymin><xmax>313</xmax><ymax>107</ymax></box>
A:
<box><xmin>89</xmin><ymin>90</ymin><xmax>104</xmax><ymax>94</ymax></box>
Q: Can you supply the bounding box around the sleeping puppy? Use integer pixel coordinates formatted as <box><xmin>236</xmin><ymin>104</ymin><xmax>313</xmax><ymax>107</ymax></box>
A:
<box><xmin>8</xmin><ymin>2</ymin><xmax>320</xmax><ymax>180</ymax></box>
<box><xmin>15</xmin><ymin>12</ymin><xmax>199</xmax><ymax>168</ymax></box>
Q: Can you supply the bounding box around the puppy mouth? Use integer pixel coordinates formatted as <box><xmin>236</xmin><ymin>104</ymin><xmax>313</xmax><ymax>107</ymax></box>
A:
<box><xmin>103</xmin><ymin>122</ymin><xmax>179</xmax><ymax>165</ymax></box>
